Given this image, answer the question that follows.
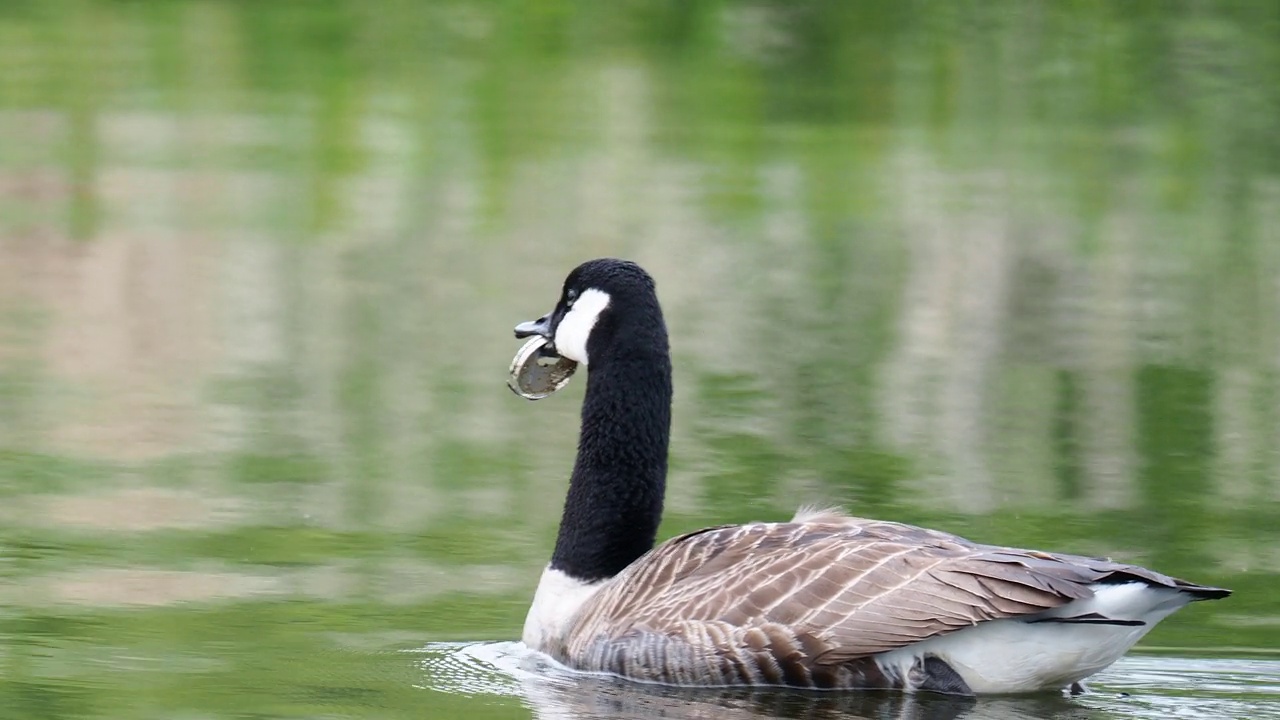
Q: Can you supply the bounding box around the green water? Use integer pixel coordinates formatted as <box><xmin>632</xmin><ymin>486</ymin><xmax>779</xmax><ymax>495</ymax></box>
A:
<box><xmin>1</xmin><ymin>2</ymin><xmax>1279</xmax><ymax>718</ymax></box>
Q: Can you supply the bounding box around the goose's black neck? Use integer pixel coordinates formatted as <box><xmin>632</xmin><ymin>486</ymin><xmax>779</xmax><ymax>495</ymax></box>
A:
<box><xmin>549</xmin><ymin>321</ymin><xmax>672</xmax><ymax>584</ymax></box>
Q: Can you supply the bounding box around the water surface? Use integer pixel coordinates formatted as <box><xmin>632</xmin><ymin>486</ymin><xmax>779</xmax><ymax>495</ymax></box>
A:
<box><xmin>416</xmin><ymin>642</ymin><xmax>1280</xmax><ymax>719</ymax></box>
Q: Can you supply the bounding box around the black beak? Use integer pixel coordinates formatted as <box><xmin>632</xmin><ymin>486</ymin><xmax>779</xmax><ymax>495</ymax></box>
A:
<box><xmin>514</xmin><ymin>313</ymin><xmax>552</xmax><ymax>339</ymax></box>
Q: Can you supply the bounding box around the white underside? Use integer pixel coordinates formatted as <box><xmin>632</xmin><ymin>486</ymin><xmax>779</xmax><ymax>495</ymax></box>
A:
<box><xmin>877</xmin><ymin>582</ymin><xmax>1193</xmax><ymax>693</ymax></box>
<box><xmin>523</xmin><ymin>566</ymin><xmax>604</xmax><ymax>651</ymax></box>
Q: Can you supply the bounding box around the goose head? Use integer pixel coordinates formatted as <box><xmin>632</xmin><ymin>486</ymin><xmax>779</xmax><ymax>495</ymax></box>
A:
<box><xmin>514</xmin><ymin>258</ymin><xmax>665</xmax><ymax>368</ymax></box>
<box><xmin>514</xmin><ymin>258</ymin><xmax>674</xmax><ymax>624</ymax></box>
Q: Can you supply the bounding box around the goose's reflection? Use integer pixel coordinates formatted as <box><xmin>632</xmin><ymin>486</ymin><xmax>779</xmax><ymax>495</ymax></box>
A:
<box><xmin>416</xmin><ymin>642</ymin><xmax>1280</xmax><ymax>720</ymax></box>
<box><xmin>417</xmin><ymin>641</ymin><xmax>1090</xmax><ymax>720</ymax></box>
<box><xmin>504</xmin><ymin>645</ymin><xmax>1085</xmax><ymax>717</ymax></box>
<box><xmin>518</xmin><ymin>670</ymin><xmax>1086</xmax><ymax>720</ymax></box>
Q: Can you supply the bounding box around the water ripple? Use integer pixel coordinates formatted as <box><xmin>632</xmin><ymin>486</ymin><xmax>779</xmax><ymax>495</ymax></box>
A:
<box><xmin>409</xmin><ymin>642</ymin><xmax>1280</xmax><ymax>719</ymax></box>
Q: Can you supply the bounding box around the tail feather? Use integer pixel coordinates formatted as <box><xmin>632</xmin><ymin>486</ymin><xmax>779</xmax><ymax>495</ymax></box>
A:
<box><xmin>1093</xmin><ymin>568</ymin><xmax>1232</xmax><ymax>602</ymax></box>
<box><xmin>1027</xmin><ymin>613</ymin><xmax>1146</xmax><ymax>627</ymax></box>
<box><xmin>1180</xmin><ymin>584</ymin><xmax>1231</xmax><ymax>601</ymax></box>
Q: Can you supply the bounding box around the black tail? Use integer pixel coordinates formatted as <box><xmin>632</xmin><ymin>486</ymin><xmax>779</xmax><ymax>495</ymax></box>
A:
<box><xmin>1181</xmin><ymin>584</ymin><xmax>1232</xmax><ymax>601</ymax></box>
<box><xmin>1097</xmin><ymin>569</ymin><xmax>1232</xmax><ymax>602</ymax></box>
<box><xmin>1028</xmin><ymin>613</ymin><xmax>1147</xmax><ymax>626</ymax></box>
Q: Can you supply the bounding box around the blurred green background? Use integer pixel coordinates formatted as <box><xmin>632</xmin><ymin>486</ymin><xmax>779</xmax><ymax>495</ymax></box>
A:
<box><xmin>1</xmin><ymin>1</ymin><xmax>1278</xmax><ymax>717</ymax></box>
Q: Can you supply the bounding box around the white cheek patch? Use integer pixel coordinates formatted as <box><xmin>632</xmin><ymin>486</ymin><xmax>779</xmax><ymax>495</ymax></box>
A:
<box><xmin>554</xmin><ymin>288</ymin><xmax>610</xmax><ymax>366</ymax></box>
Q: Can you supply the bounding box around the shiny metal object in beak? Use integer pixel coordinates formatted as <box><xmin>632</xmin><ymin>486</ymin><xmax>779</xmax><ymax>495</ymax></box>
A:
<box><xmin>508</xmin><ymin>335</ymin><xmax>578</xmax><ymax>400</ymax></box>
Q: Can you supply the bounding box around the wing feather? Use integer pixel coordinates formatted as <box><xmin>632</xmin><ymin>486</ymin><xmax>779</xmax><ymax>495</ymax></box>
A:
<box><xmin>570</xmin><ymin>517</ymin><xmax>1105</xmax><ymax>662</ymax></box>
<box><xmin>560</xmin><ymin>514</ymin><xmax>1225</xmax><ymax>677</ymax></box>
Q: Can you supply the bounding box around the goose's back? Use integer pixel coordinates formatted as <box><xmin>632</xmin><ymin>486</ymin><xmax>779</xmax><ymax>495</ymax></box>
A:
<box><xmin>553</xmin><ymin>510</ymin><xmax>1216</xmax><ymax>689</ymax></box>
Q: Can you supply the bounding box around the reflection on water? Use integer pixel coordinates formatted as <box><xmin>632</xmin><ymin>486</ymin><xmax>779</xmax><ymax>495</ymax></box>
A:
<box><xmin>2</xmin><ymin>1</ymin><xmax>1280</xmax><ymax>718</ymax></box>
<box><xmin>415</xmin><ymin>642</ymin><xmax>1280</xmax><ymax>720</ymax></box>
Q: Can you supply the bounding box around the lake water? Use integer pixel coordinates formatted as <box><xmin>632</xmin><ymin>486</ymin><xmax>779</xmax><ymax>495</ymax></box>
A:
<box><xmin>1</xmin><ymin>2</ymin><xmax>1279</xmax><ymax>718</ymax></box>
<box><xmin>418</xmin><ymin>642</ymin><xmax>1280</xmax><ymax>719</ymax></box>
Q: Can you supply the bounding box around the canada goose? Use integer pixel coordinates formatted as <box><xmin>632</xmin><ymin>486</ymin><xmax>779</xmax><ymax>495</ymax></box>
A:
<box><xmin>510</xmin><ymin>258</ymin><xmax>1230</xmax><ymax>695</ymax></box>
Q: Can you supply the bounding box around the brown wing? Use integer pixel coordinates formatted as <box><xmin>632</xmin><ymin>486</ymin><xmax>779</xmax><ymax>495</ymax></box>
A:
<box><xmin>568</xmin><ymin>512</ymin><xmax>1215</xmax><ymax>668</ymax></box>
